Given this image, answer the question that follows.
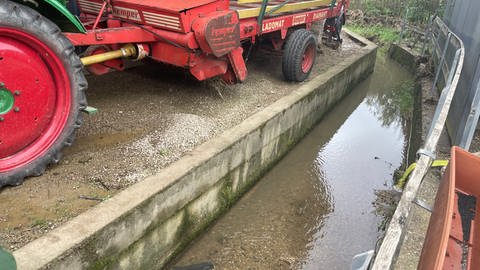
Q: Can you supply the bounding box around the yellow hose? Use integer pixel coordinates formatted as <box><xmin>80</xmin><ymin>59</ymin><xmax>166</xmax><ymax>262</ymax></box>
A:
<box><xmin>395</xmin><ymin>160</ymin><xmax>449</xmax><ymax>189</ymax></box>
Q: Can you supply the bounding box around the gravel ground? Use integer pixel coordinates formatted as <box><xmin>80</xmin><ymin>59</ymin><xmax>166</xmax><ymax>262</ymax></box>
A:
<box><xmin>469</xmin><ymin>129</ymin><xmax>480</xmax><ymax>153</ymax></box>
<box><xmin>0</xmin><ymin>34</ymin><xmax>363</xmax><ymax>250</ymax></box>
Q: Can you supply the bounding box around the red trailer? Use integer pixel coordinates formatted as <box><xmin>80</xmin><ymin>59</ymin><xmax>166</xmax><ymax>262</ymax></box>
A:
<box><xmin>0</xmin><ymin>0</ymin><xmax>348</xmax><ymax>185</ymax></box>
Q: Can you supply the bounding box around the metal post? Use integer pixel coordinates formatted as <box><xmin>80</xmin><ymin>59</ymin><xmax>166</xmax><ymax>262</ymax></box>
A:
<box><xmin>431</xmin><ymin>33</ymin><xmax>452</xmax><ymax>95</ymax></box>
<box><xmin>257</xmin><ymin>0</ymin><xmax>269</xmax><ymax>34</ymax></box>
<box><xmin>426</xmin><ymin>49</ymin><xmax>461</xmax><ymax>142</ymax></box>
<box><xmin>459</xmin><ymin>78</ymin><xmax>480</xmax><ymax>150</ymax></box>
<box><xmin>421</xmin><ymin>16</ymin><xmax>434</xmax><ymax>57</ymax></box>
<box><xmin>399</xmin><ymin>8</ymin><xmax>409</xmax><ymax>42</ymax></box>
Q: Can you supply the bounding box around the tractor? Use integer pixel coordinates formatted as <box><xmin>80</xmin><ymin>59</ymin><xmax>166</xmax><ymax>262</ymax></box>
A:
<box><xmin>0</xmin><ymin>0</ymin><xmax>348</xmax><ymax>186</ymax></box>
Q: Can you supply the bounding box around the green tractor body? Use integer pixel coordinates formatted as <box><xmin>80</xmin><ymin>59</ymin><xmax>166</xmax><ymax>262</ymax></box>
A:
<box><xmin>12</xmin><ymin>0</ymin><xmax>85</xmax><ymax>32</ymax></box>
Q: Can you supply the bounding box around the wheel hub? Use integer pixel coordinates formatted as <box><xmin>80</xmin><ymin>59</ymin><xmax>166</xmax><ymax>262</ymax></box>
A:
<box><xmin>0</xmin><ymin>27</ymin><xmax>71</xmax><ymax>169</ymax></box>
<box><xmin>301</xmin><ymin>43</ymin><xmax>315</xmax><ymax>73</ymax></box>
<box><xmin>0</xmin><ymin>86</ymin><xmax>14</xmax><ymax>115</ymax></box>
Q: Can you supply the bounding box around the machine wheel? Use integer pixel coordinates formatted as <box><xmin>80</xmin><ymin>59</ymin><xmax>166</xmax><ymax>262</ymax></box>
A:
<box><xmin>282</xmin><ymin>29</ymin><xmax>317</xmax><ymax>82</ymax></box>
<box><xmin>0</xmin><ymin>1</ymin><xmax>87</xmax><ymax>186</ymax></box>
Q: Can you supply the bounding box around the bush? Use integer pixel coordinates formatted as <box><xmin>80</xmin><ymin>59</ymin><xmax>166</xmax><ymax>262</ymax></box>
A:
<box><xmin>350</xmin><ymin>0</ymin><xmax>445</xmax><ymax>24</ymax></box>
<box><xmin>348</xmin><ymin>24</ymin><xmax>400</xmax><ymax>47</ymax></box>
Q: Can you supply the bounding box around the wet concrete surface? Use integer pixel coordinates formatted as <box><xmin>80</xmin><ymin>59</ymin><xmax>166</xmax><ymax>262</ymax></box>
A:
<box><xmin>172</xmin><ymin>55</ymin><xmax>413</xmax><ymax>269</ymax></box>
<box><xmin>0</xmin><ymin>36</ymin><xmax>363</xmax><ymax>250</ymax></box>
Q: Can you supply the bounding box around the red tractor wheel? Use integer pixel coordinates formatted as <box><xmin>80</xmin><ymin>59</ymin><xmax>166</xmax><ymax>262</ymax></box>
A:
<box><xmin>282</xmin><ymin>29</ymin><xmax>317</xmax><ymax>82</ymax></box>
<box><xmin>0</xmin><ymin>1</ymin><xmax>87</xmax><ymax>186</ymax></box>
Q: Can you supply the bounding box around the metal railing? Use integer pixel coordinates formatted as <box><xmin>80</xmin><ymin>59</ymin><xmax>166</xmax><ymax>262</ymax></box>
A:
<box><xmin>443</xmin><ymin>0</ymin><xmax>480</xmax><ymax>150</ymax></box>
<box><xmin>398</xmin><ymin>11</ymin><xmax>430</xmax><ymax>55</ymax></box>
<box><xmin>370</xmin><ymin>16</ymin><xmax>464</xmax><ymax>270</ymax></box>
<box><xmin>460</xmin><ymin>79</ymin><xmax>480</xmax><ymax>150</ymax></box>
<box><xmin>424</xmin><ymin>17</ymin><xmax>464</xmax><ymax>152</ymax></box>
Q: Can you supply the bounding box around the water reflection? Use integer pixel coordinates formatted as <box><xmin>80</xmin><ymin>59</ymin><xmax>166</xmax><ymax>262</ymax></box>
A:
<box><xmin>366</xmin><ymin>80</ymin><xmax>415</xmax><ymax>128</ymax></box>
<box><xmin>299</xmin><ymin>55</ymin><xmax>411</xmax><ymax>269</ymax></box>
<box><xmin>173</xmin><ymin>55</ymin><xmax>413</xmax><ymax>270</ymax></box>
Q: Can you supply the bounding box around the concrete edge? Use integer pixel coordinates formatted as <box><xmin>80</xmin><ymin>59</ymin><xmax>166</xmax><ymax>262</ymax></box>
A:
<box><xmin>14</xmin><ymin>30</ymin><xmax>378</xmax><ymax>270</ymax></box>
<box><xmin>343</xmin><ymin>28</ymin><xmax>372</xmax><ymax>47</ymax></box>
<box><xmin>388</xmin><ymin>44</ymin><xmax>422</xmax><ymax>71</ymax></box>
<box><xmin>372</xmin><ymin>43</ymin><xmax>444</xmax><ymax>269</ymax></box>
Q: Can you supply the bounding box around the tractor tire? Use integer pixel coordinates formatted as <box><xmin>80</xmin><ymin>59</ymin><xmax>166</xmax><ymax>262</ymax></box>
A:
<box><xmin>282</xmin><ymin>29</ymin><xmax>317</xmax><ymax>82</ymax></box>
<box><xmin>0</xmin><ymin>0</ymin><xmax>87</xmax><ymax>186</ymax></box>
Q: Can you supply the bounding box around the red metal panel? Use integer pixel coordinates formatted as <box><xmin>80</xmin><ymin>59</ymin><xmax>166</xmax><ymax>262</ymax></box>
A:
<box><xmin>192</xmin><ymin>10</ymin><xmax>240</xmax><ymax>57</ymax></box>
<box><xmin>444</xmin><ymin>236</ymin><xmax>463</xmax><ymax>270</ymax></box>
<box><xmin>443</xmin><ymin>193</ymin><xmax>465</xmax><ymax>270</ymax></box>
<box><xmin>238</xmin><ymin>6</ymin><xmax>338</xmax><ymax>40</ymax></box>
<box><xmin>450</xmin><ymin>193</ymin><xmax>464</xmax><ymax>242</ymax></box>
<box><xmin>418</xmin><ymin>162</ymin><xmax>454</xmax><ymax>270</ymax></box>
<box><xmin>77</xmin><ymin>0</ymin><xmax>103</xmax><ymax>15</ymax></box>
<box><xmin>149</xmin><ymin>41</ymin><xmax>229</xmax><ymax>81</ymax></box>
<box><xmin>190</xmin><ymin>55</ymin><xmax>228</xmax><ymax>81</ymax></box>
<box><xmin>112</xmin><ymin>3</ymin><xmax>186</xmax><ymax>32</ymax></box>
<box><xmin>469</xmin><ymin>201</ymin><xmax>480</xmax><ymax>269</ymax></box>
<box><xmin>453</xmin><ymin>148</ymin><xmax>480</xmax><ymax>269</ymax></box>
<box><xmin>65</xmin><ymin>26</ymin><xmax>199</xmax><ymax>49</ymax></box>
<box><xmin>112</xmin><ymin>0</ymin><xmax>219</xmax><ymax>12</ymax></box>
<box><xmin>150</xmin><ymin>43</ymin><xmax>191</xmax><ymax>67</ymax></box>
<box><xmin>68</xmin><ymin>0</ymin><xmax>347</xmax><ymax>83</ymax></box>
<box><xmin>227</xmin><ymin>47</ymin><xmax>247</xmax><ymax>82</ymax></box>
<box><xmin>111</xmin><ymin>0</ymin><xmax>229</xmax><ymax>33</ymax></box>
<box><xmin>419</xmin><ymin>147</ymin><xmax>480</xmax><ymax>270</ymax></box>
<box><xmin>75</xmin><ymin>0</ymin><xmax>342</xmax><ymax>45</ymax></box>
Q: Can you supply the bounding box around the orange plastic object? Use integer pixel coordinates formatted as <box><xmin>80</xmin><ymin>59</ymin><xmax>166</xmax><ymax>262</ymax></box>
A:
<box><xmin>418</xmin><ymin>146</ymin><xmax>480</xmax><ymax>270</ymax></box>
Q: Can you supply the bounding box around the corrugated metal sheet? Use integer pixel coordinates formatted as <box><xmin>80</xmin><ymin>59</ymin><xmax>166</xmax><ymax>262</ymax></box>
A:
<box><xmin>443</xmin><ymin>0</ymin><xmax>480</xmax><ymax>148</ymax></box>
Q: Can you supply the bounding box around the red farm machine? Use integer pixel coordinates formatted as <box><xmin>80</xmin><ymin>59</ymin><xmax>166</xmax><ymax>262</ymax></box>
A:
<box><xmin>0</xmin><ymin>0</ymin><xmax>348</xmax><ymax>186</ymax></box>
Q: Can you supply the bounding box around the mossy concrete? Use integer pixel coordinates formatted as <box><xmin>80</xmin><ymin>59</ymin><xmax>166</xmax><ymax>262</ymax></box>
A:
<box><xmin>389</xmin><ymin>44</ymin><xmax>421</xmax><ymax>71</ymax></box>
<box><xmin>13</xmin><ymin>30</ymin><xmax>377</xmax><ymax>270</ymax></box>
<box><xmin>386</xmin><ymin>47</ymin><xmax>452</xmax><ymax>269</ymax></box>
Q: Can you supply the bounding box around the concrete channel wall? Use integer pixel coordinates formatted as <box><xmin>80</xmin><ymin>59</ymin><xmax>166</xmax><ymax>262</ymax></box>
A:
<box><xmin>375</xmin><ymin>43</ymin><xmax>452</xmax><ymax>270</ymax></box>
<box><xmin>388</xmin><ymin>44</ymin><xmax>421</xmax><ymax>72</ymax></box>
<box><xmin>13</xmin><ymin>30</ymin><xmax>377</xmax><ymax>270</ymax></box>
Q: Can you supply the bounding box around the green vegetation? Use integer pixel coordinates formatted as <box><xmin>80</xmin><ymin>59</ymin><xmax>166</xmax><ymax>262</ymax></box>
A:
<box><xmin>351</xmin><ymin>0</ymin><xmax>445</xmax><ymax>24</ymax></box>
<box><xmin>347</xmin><ymin>25</ymin><xmax>400</xmax><ymax>48</ymax></box>
<box><xmin>31</xmin><ymin>218</ymin><xmax>49</xmax><ymax>229</ymax></box>
<box><xmin>391</xmin><ymin>80</ymin><xmax>415</xmax><ymax>118</ymax></box>
<box><xmin>348</xmin><ymin>0</ymin><xmax>446</xmax><ymax>50</ymax></box>
<box><xmin>366</xmin><ymin>79</ymin><xmax>415</xmax><ymax>128</ymax></box>
<box><xmin>360</xmin><ymin>0</ymin><xmax>400</xmax><ymax>17</ymax></box>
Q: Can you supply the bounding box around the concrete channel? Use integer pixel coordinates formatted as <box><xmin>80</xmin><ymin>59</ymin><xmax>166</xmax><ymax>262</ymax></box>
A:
<box><xmin>173</xmin><ymin>52</ymin><xmax>414</xmax><ymax>269</ymax></box>
<box><xmin>11</xmin><ymin>30</ymin><xmax>377</xmax><ymax>269</ymax></box>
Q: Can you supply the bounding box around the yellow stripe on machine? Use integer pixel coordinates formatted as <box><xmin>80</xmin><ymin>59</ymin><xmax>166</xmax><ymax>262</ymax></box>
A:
<box><xmin>235</xmin><ymin>0</ymin><xmax>334</xmax><ymax>19</ymax></box>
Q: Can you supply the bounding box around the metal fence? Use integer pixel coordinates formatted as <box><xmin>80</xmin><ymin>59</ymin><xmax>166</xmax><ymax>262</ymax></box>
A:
<box><xmin>397</xmin><ymin>0</ymin><xmax>480</xmax><ymax>151</ymax></box>
<box><xmin>349</xmin><ymin>0</ymin><xmax>405</xmax><ymax>16</ymax></box>
<box><xmin>398</xmin><ymin>16</ymin><xmax>429</xmax><ymax>54</ymax></box>
<box><xmin>443</xmin><ymin>0</ymin><xmax>480</xmax><ymax>150</ymax></box>
<box><xmin>371</xmin><ymin>17</ymin><xmax>465</xmax><ymax>269</ymax></box>
<box><xmin>427</xmin><ymin>17</ymin><xmax>464</xmax><ymax>145</ymax></box>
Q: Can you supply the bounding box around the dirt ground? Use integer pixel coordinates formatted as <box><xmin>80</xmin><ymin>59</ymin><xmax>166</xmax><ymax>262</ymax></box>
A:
<box><xmin>0</xmin><ymin>35</ymin><xmax>363</xmax><ymax>250</ymax></box>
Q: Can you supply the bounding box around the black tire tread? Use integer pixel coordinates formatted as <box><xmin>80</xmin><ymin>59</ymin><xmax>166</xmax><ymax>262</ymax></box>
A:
<box><xmin>0</xmin><ymin>0</ymin><xmax>87</xmax><ymax>186</ymax></box>
<box><xmin>282</xmin><ymin>29</ymin><xmax>317</xmax><ymax>82</ymax></box>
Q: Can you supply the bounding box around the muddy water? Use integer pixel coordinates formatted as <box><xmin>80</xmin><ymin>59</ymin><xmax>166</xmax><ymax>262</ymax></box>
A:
<box><xmin>173</xmin><ymin>54</ymin><xmax>412</xmax><ymax>269</ymax></box>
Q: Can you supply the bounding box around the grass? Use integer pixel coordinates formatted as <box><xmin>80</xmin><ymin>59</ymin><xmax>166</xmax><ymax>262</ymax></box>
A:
<box><xmin>31</xmin><ymin>218</ymin><xmax>49</xmax><ymax>229</ymax></box>
<box><xmin>347</xmin><ymin>24</ymin><xmax>400</xmax><ymax>50</ymax></box>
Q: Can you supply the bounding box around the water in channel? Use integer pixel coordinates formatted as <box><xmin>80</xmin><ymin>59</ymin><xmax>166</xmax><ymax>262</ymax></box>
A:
<box><xmin>173</xmin><ymin>54</ymin><xmax>413</xmax><ymax>269</ymax></box>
